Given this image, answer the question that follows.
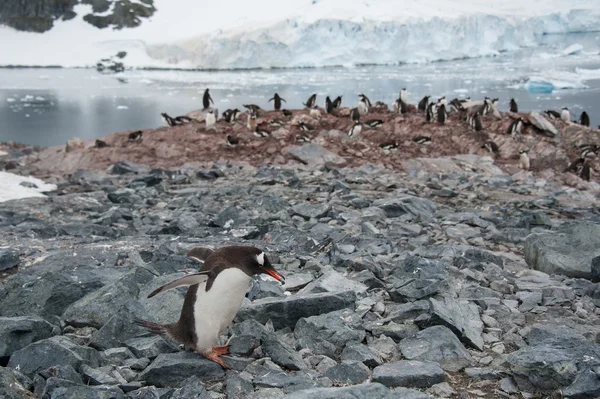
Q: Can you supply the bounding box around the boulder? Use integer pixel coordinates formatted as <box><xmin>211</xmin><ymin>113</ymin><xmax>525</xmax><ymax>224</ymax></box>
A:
<box><xmin>372</xmin><ymin>360</ymin><xmax>445</xmax><ymax>388</ymax></box>
<box><xmin>0</xmin><ymin>316</ymin><xmax>59</xmax><ymax>357</ymax></box>
<box><xmin>136</xmin><ymin>352</ymin><xmax>224</xmax><ymax>387</ymax></box>
<box><xmin>287</xmin><ymin>144</ymin><xmax>346</xmax><ymax>166</ymax></box>
<box><xmin>528</xmin><ymin>111</ymin><xmax>558</xmax><ymax>137</ymax></box>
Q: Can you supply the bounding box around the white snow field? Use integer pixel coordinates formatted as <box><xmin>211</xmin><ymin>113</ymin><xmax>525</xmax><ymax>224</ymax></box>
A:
<box><xmin>0</xmin><ymin>172</ymin><xmax>57</xmax><ymax>203</ymax></box>
<box><xmin>0</xmin><ymin>0</ymin><xmax>599</xmax><ymax>69</ymax></box>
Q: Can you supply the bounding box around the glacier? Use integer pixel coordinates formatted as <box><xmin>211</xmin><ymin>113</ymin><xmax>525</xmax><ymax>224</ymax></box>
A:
<box><xmin>0</xmin><ymin>0</ymin><xmax>599</xmax><ymax>69</ymax></box>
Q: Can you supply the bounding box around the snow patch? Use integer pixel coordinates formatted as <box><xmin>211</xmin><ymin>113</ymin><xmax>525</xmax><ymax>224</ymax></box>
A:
<box><xmin>0</xmin><ymin>172</ymin><xmax>57</xmax><ymax>203</ymax></box>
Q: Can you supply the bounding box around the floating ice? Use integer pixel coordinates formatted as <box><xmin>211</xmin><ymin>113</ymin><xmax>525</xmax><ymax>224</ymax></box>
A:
<box><xmin>116</xmin><ymin>105</ymin><xmax>129</xmax><ymax>109</ymax></box>
<box><xmin>560</xmin><ymin>43</ymin><xmax>584</xmax><ymax>56</ymax></box>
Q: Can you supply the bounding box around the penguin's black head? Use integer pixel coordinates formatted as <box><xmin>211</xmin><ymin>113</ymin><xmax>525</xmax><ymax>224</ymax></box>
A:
<box><xmin>242</xmin><ymin>248</ymin><xmax>284</xmax><ymax>283</ymax></box>
<box><xmin>519</xmin><ymin>149</ymin><xmax>529</xmax><ymax>154</ymax></box>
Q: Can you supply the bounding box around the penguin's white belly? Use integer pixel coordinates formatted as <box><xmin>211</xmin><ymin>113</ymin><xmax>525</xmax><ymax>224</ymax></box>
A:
<box><xmin>358</xmin><ymin>102</ymin><xmax>368</xmax><ymax>115</ymax></box>
<box><xmin>193</xmin><ymin>268</ymin><xmax>252</xmax><ymax>351</ymax></box>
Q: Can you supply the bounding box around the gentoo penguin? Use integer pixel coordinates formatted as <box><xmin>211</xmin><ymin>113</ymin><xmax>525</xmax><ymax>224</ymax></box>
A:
<box><xmin>203</xmin><ymin>89</ymin><xmax>214</xmax><ymax>110</ymax></box>
<box><xmin>350</xmin><ymin>107</ymin><xmax>361</xmax><ymax>122</ymax></box>
<box><xmin>223</xmin><ymin>109</ymin><xmax>240</xmax><ymax>123</ymax></box>
<box><xmin>222</xmin><ymin>109</ymin><xmax>233</xmax><ymax>122</ymax></box>
<box><xmin>400</xmin><ymin>88</ymin><xmax>408</xmax><ymax>104</ymax></box>
<box><xmin>579</xmin><ymin>144</ymin><xmax>599</xmax><ymax>158</ymax></box>
<box><xmin>309</xmin><ymin>106</ymin><xmax>321</xmax><ymax>120</ymax></box>
<box><xmin>136</xmin><ymin>246</ymin><xmax>284</xmax><ymax>368</ymax></box>
<box><xmin>247</xmin><ymin>113</ymin><xmax>257</xmax><ymax>131</ymax></box>
<box><xmin>332</xmin><ymin>96</ymin><xmax>343</xmax><ymax>109</ymax></box>
<box><xmin>243</xmin><ymin>104</ymin><xmax>262</xmax><ymax>114</ymax></box>
<box><xmin>561</xmin><ymin>107</ymin><xmax>570</xmax><ymax>122</ymax></box>
<box><xmin>507</xmin><ymin>117</ymin><xmax>524</xmax><ymax>136</ymax></box>
<box><xmin>296</xmin><ymin>133</ymin><xmax>311</xmax><ymax>143</ymax></box>
<box><xmin>298</xmin><ymin>122</ymin><xmax>315</xmax><ymax>131</ymax></box>
<box><xmin>162</xmin><ymin>112</ymin><xmax>177</xmax><ymax>127</ymax></box>
<box><xmin>519</xmin><ymin>149</ymin><xmax>530</xmax><ymax>170</ymax></box>
<box><xmin>128</xmin><ymin>131</ymin><xmax>143</xmax><ymax>141</ymax></box>
<box><xmin>348</xmin><ymin>121</ymin><xmax>362</xmax><ymax>137</ymax></box>
<box><xmin>510</xmin><ymin>98</ymin><xmax>518</xmax><ymax>113</ymax></box>
<box><xmin>544</xmin><ymin>110</ymin><xmax>561</xmax><ymax>119</ymax></box>
<box><xmin>481</xmin><ymin>141</ymin><xmax>499</xmax><ymax>154</ymax></box>
<box><xmin>282</xmin><ymin>109</ymin><xmax>293</xmax><ymax>117</ymax></box>
<box><xmin>268</xmin><ymin>93</ymin><xmax>286</xmax><ymax>110</ymax></box>
<box><xmin>426</xmin><ymin>102</ymin><xmax>437</xmax><ymax>122</ymax></box>
<box><xmin>226</xmin><ymin>135</ymin><xmax>239</xmax><ymax>147</ymax></box>
<box><xmin>364</xmin><ymin>119</ymin><xmax>384</xmax><ymax>129</ymax></box>
<box><xmin>471</xmin><ymin>113</ymin><xmax>483</xmax><ymax>132</ymax></box>
<box><xmin>481</xmin><ymin>97</ymin><xmax>492</xmax><ymax>116</ymax></box>
<box><xmin>579</xmin><ymin>111</ymin><xmax>590</xmax><ymax>127</ymax></box>
<box><xmin>581</xmin><ymin>162</ymin><xmax>592</xmax><ymax>181</ymax></box>
<box><xmin>380</xmin><ymin>141</ymin><xmax>399</xmax><ymax>150</ymax></box>
<box><xmin>325</xmin><ymin>97</ymin><xmax>334</xmax><ymax>114</ymax></box>
<box><xmin>449</xmin><ymin>98</ymin><xmax>463</xmax><ymax>113</ymax></box>
<box><xmin>95</xmin><ymin>139</ymin><xmax>108</xmax><ymax>148</ymax></box>
<box><xmin>303</xmin><ymin>94</ymin><xmax>317</xmax><ymax>109</ymax></box>
<box><xmin>358</xmin><ymin>94</ymin><xmax>371</xmax><ymax>115</ymax></box>
<box><xmin>418</xmin><ymin>96</ymin><xmax>430</xmax><ymax>113</ymax></box>
<box><xmin>437</xmin><ymin>104</ymin><xmax>447</xmax><ymax>125</ymax></box>
<box><xmin>398</xmin><ymin>99</ymin><xmax>408</xmax><ymax>114</ymax></box>
<box><xmin>413</xmin><ymin>135</ymin><xmax>431</xmax><ymax>145</ymax></box>
<box><xmin>205</xmin><ymin>109</ymin><xmax>217</xmax><ymax>129</ymax></box>
<box><xmin>268</xmin><ymin>118</ymin><xmax>285</xmax><ymax>127</ymax></box>
<box><xmin>437</xmin><ymin>96</ymin><xmax>447</xmax><ymax>107</ymax></box>
<box><xmin>254</xmin><ymin>126</ymin><xmax>271</xmax><ymax>138</ymax></box>
<box><xmin>568</xmin><ymin>151</ymin><xmax>595</xmax><ymax>181</ymax></box>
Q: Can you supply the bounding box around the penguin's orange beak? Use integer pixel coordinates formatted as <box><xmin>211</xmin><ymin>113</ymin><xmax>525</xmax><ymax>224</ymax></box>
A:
<box><xmin>264</xmin><ymin>267</ymin><xmax>285</xmax><ymax>283</ymax></box>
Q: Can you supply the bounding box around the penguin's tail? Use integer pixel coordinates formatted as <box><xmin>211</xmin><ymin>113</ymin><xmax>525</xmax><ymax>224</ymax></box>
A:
<box><xmin>134</xmin><ymin>318</ymin><xmax>168</xmax><ymax>336</ymax></box>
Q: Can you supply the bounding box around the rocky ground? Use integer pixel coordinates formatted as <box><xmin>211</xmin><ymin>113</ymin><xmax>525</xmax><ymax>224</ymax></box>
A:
<box><xmin>1</xmin><ymin>105</ymin><xmax>600</xmax><ymax>399</ymax></box>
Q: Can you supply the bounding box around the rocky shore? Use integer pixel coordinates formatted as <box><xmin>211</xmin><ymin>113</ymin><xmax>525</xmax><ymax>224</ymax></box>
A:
<box><xmin>1</xmin><ymin>104</ymin><xmax>600</xmax><ymax>399</ymax></box>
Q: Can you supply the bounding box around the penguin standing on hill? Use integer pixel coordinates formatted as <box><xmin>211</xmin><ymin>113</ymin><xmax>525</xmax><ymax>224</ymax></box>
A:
<box><xmin>247</xmin><ymin>113</ymin><xmax>257</xmax><ymax>132</ymax></box>
<box><xmin>437</xmin><ymin>104</ymin><xmax>447</xmax><ymax>125</ymax></box>
<box><xmin>136</xmin><ymin>246</ymin><xmax>284</xmax><ymax>368</ymax></box>
<box><xmin>561</xmin><ymin>107</ymin><xmax>570</xmax><ymax>122</ymax></box>
<box><xmin>303</xmin><ymin>94</ymin><xmax>317</xmax><ymax>109</ymax></box>
<box><xmin>348</xmin><ymin>121</ymin><xmax>362</xmax><ymax>137</ymax></box>
<box><xmin>481</xmin><ymin>141</ymin><xmax>499</xmax><ymax>154</ymax></box>
<box><xmin>519</xmin><ymin>149</ymin><xmax>530</xmax><ymax>170</ymax></box>
<box><xmin>358</xmin><ymin>94</ymin><xmax>371</xmax><ymax>115</ymax></box>
<box><xmin>579</xmin><ymin>111</ymin><xmax>590</xmax><ymax>127</ymax></box>
<box><xmin>203</xmin><ymin>89</ymin><xmax>214</xmax><ymax>110</ymax></box>
<box><xmin>309</xmin><ymin>106</ymin><xmax>321</xmax><ymax>120</ymax></box>
<box><xmin>226</xmin><ymin>135</ymin><xmax>239</xmax><ymax>147</ymax></box>
<box><xmin>510</xmin><ymin>99</ymin><xmax>518</xmax><ymax>113</ymax></box>
<box><xmin>507</xmin><ymin>117</ymin><xmax>524</xmax><ymax>137</ymax></box>
<box><xmin>471</xmin><ymin>113</ymin><xmax>483</xmax><ymax>132</ymax></box>
<box><xmin>332</xmin><ymin>96</ymin><xmax>343</xmax><ymax>108</ymax></box>
<box><xmin>418</xmin><ymin>96</ymin><xmax>430</xmax><ymax>113</ymax></box>
<box><xmin>325</xmin><ymin>97</ymin><xmax>334</xmax><ymax>114</ymax></box>
<box><xmin>426</xmin><ymin>102</ymin><xmax>437</xmax><ymax>122</ymax></box>
<box><xmin>269</xmin><ymin>93</ymin><xmax>286</xmax><ymax>110</ymax></box>
<box><xmin>350</xmin><ymin>107</ymin><xmax>361</xmax><ymax>122</ymax></box>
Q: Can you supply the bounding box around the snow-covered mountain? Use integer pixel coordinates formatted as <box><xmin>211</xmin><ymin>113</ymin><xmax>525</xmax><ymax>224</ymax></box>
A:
<box><xmin>0</xmin><ymin>0</ymin><xmax>599</xmax><ymax>69</ymax></box>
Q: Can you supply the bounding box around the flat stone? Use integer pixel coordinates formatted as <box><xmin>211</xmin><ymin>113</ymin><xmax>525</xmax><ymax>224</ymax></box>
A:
<box><xmin>136</xmin><ymin>351</ymin><xmax>224</xmax><ymax>387</ymax></box>
<box><xmin>372</xmin><ymin>360</ymin><xmax>445</xmax><ymax>388</ymax></box>
<box><xmin>170</xmin><ymin>375</ymin><xmax>211</xmax><ymax>399</ymax></box>
<box><xmin>399</xmin><ymin>326</ymin><xmax>473</xmax><ymax>372</ymax></box>
<box><xmin>0</xmin><ymin>316</ymin><xmax>59</xmax><ymax>357</ymax></box>
<box><xmin>425</xmin><ymin>297</ymin><xmax>484</xmax><ymax>350</ymax></box>
<box><xmin>341</xmin><ymin>341</ymin><xmax>382</xmax><ymax>367</ymax></box>
<box><xmin>287</xmin><ymin>144</ymin><xmax>346</xmax><ymax>166</ymax></box>
<box><xmin>280</xmin><ymin>382</ymin><xmax>397</xmax><ymax>398</ymax></box>
<box><xmin>0</xmin><ymin>367</ymin><xmax>33</xmax><ymax>399</ymax></box>
<box><xmin>124</xmin><ymin>336</ymin><xmax>178</xmax><ymax>359</ymax></box>
<box><xmin>323</xmin><ymin>362</ymin><xmax>370</xmax><ymax>385</ymax></box>
<box><xmin>528</xmin><ymin>111</ymin><xmax>558</xmax><ymax>137</ymax></box>
<box><xmin>373</xmin><ymin>195</ymin><xmax>437</xmax><ymax>222</ymax></box>
<box><xmin>525</xmin><ymin>221</ymin><xmax>600</xmax><ymax>279</ymax></box>
<box><xmin>291</xmin><ymin>203</ymin><xmax>330</xmax><ymax>220</ymax></box>
<box><xmin>237</xmin><ymin>291</ymin><xmax>356</xmax><ymax>330</ymax></box>
<box><xmin>49</xmin><ymin>385</ymin><xmax>126</xmax><ymax>399</ymax></box>
<box><xmin>0</xmin><ymin>249</ymin><xmax>20</xmax><ymax>271</ymax></box>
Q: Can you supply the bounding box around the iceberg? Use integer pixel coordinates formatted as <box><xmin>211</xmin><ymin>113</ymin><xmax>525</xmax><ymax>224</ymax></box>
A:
<box><xmin>0</xmin><ymin>0</ymin><xmax>599</xmax><ymax>69</ymax></box>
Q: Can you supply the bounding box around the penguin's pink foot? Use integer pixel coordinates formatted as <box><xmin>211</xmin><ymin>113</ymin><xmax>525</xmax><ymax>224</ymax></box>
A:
<box><xmin>205</xmin><ymin>348</ymin><xmax>229</xmax><ymax>368</ymax></box>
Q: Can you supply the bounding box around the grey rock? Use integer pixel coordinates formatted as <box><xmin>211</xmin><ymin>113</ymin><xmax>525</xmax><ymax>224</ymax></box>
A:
<box><xmin>0</xmin><ymin>249</ymin><xmax>19</xmax><ymax>271</ymax></box>
<box><xmin>255</xmin><ymin>369</ymin><xmax>321</xmax><ymax>392</ymax></box>
<box><xmin>170</xmin><ymin>375</ymin><xmax>211</xmax><ymax>399</ymax></box>
<box><xmin>101</xmin><ymin>347</ymin><xmax>137</xmax><ymax>365</ymax></box>
<box><xmin>237</xmin><ymin>291</ymin><xmax>356</xmax><ymax>330</ymax></box>
<box><xmin>125</xmin><ymin>386</ymin><xmax>170</xmax><ymax>399</ymax></box>
<box><xmin>90</xmin><ymin>308</ymin><xmax>148</xmax><ymax>351</ymax></box>
<box><xmin>424</xmin><ymin>297</ymin><xmax>484</xmax><ymax>350</ymax></box>
<box><xmin>506</xmin><ymin>338</ymin><xmax>600</xmax><ymax>392</ymax></box>
<box><xmin>373</xmin><ymin>195</ymin><xmax>437</xmax><ymax>221</ymax></box>
<box><xmin>136</xmin><ymin>351</ymin><xmax>224</xmax><ymax>387</ymax></box>
<box><xmin>50</xmin><ymin>385</ymin><xmax>126</xmax><ymax>399</ymax></box>
<box><xmin>372</xmin><ymin>360</ymin><xmax>445</xmax><ymax>388</ymax></box>
<box><xmin>295</xmin><ymin>309</ymin><xmax>365</xmax><ymax>358</ymax></box>
<box><xmin>0</xmin><ymin>316</ymin><xmax>59</xmax><ymax>357</ymax></box>
<box><xmin>41</xmin><ymin>377</ymin><xmax>80</xmax><ymax>398</ymax></box>
<box><xmin>111</xmin><ymin>160</ymin><xmax>149</xmax><ymax>175</ymax></box>
<box><xmin>390</xmin><ymin>388</ymin><xmax>436</xmax><ymax>399</ymax></box>
<box><xmin>592</xmin><ymin>256</ymin><xmax>600</xmax><ymax>282</ymax></box>
<box><xmin>247</xmin><ymin>279</ymin><xmax>285</xmax><ymax>301</ymax></box>
<box><xmin>287</xmin><ymin>144</ymin><xmax>346</xmax><ymax>166</ymax></box>
<box><xmin>528</xmin><ymin>111</ymin><xmax>558</xmax><ymax>136</ymax></box>
<box><xmin>399</xmin><ymin>326</ymin><xmax>473</xmax><ymax>372</ymax></box>
<box><xmin>524</xmin><ymin>221</ymin><xmax>600</xmax><ymax>279</ymax></box>
<box><xmin>341</xmin><ymin>341</ymin><xmax>382</xmax><ymax>367</ymax></box>
<box><xmin>225</xmin><ymin>371</ymin><xmax>253</xmax><ymax>399</ymax></box>
<box><xmin>81</xmin><ymin>364</ymin><xmax>120</xmax><ymax>385</ymax></box>
<box><xmin>299</xmin><ymin>269</ymin><xmax>368</xmax><ymax>295</ymax></box>
<box><xmin>0</xmin><ymin>366</ymin><xmax>33</xmax><ymax>399</ymax></box>
<box><xmin>108</xmin><ymin>188</ymin><xmax>143</xmax><ymax>204</ymax></box>
<box><xmin>464</xmin><ymin>367</ymin><xmax>508</xmax><ymax>381</ymax></box>
<box><xmin>39</xmin><ymin>364</ymin><xmax>83</xmax><ymax>384</ymax></box>
<box><xmin>228</xmin><ymin>334</ymin><xmax>260</xmax><ymax>356</ymax></box>
<box><xmin>291</xmin><ymin>203</ymin><xmax>330</xmax><ymax>220</ymax></box>
<box><xmin>527</xmin><ymin>323</ymin><xmax>588</xmax><ymax>345</ymax></box>
<box><xmin>7</xmin><ymin>335</ymin><xmax>100</xmax><ymax>377</ymax></box>
<box><xmin>323</xmin><ymin>362</ymin><xmax>370</xmax><ymax>385</ymax></box>
<box><xmin>369</xmin><ymin>322</ymin><xmax>419</xmax><ymax>342</ymax></box>
<box><xmin>124</xmin><ymin>336</ymin><xmax>178</xmax><ymax>359</ymax></box>
<box><xmin>281</xmin><ymin>383</ymin><xmax>410</xmax><ymax>399</ymax></box>
<box><xmin>562</xmin><ymin>365</ymin><xmax>600</xmax><ymax>399</ymax></box>
<box><xmin>262</xmin><ymin>334</ymin><xmax>306</xmax><ymax>371</ymax></box>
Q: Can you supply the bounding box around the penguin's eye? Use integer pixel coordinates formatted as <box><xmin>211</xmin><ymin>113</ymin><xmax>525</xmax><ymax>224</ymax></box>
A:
<box><xmin>256</xmin><ymin>252</ymin><xmax>265</xmax><ymax>267</ymax></box>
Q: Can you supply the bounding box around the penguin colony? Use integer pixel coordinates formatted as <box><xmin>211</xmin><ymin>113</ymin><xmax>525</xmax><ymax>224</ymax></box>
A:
<box><xmin>152</xmin><ymin>88</ymin><xmax>597</xmax><ymax>182</ymax></box>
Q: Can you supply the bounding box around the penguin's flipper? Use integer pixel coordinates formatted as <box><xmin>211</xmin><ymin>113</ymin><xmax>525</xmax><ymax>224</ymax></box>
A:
<box><xmin>281</xmin><ymin>98</ymin><xmax>286</xmax><ymax>103</ymax></box>
<box><xmin>187</xmin><ymin>247</ymin><xmax>215</xmax><ymax>263</ymax></box>
<box><xmin>268</xmin><ymin>97</ymin><xmax>274</xmax><ymax>102</ymax></box>
<box><xmin>147</xmin><ymin>271</ymin><xmax>212</xmax><ymax>298</ymax></box>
